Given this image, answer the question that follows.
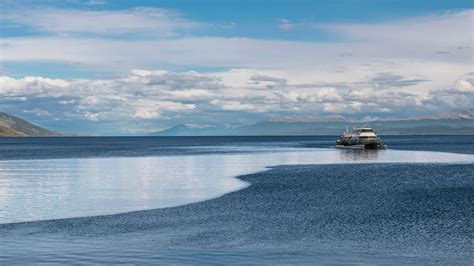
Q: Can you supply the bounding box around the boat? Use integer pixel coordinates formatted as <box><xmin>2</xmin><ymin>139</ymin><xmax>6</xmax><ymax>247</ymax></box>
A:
<box><xmin>336</xmin><ymin>125</ymin><xmax>386</xmax><ymax>149</ymax></box>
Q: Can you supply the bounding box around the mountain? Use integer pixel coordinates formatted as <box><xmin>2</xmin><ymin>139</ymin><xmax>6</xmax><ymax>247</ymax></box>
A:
<box><xmin>152</xmin><ymin>110</ymin><xmax>474</xmax><ymax>136</ymax></box>
<box><xmin>0</xmin><ymin>112</ymin><xmax>62</xmax><ymax>137</ymax></box>
<box><xmin>153</xmin><ymin>124</ymin><xmax>238</xmax><ymax>136</ymax></box>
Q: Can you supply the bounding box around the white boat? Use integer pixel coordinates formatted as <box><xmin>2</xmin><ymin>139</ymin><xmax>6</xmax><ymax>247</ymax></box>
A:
<box><xmin>336</xmin><ymin>125</ymin><xmax>386</xmax><ymax>149</ymax></box>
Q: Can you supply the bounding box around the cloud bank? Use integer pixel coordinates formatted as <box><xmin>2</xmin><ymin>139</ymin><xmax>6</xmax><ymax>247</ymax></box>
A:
<box><xmin>0</xmin><ymin>6</ymin><xmax>473</xmax><ymax>134</ymax></box>
<box><xmin>1</xmin><ymin>69</ymin><xmax>472</xmax><ymax>134</ymax></box>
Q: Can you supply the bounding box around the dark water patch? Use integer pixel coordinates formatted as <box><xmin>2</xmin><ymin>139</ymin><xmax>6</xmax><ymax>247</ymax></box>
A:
<box><xmin>0</xmin><ymin>136</ymin><xmax>322</xmax><ymax>160</ymax></box>
<box><xmin>1</xmin><ymin>163</ymin><xmax>473</xmax><ymax>264</ymax></box>
<box><xmin>381</xmin><ymin>135</ymin><xmax>474</xmax><ymax>154</ymax></box>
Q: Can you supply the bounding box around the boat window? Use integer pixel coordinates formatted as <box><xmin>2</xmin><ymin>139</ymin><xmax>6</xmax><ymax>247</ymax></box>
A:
<box><xmin>360</xmin><ymin>129</ymin><xmax>373</xmax><ymax>132</ymax></box>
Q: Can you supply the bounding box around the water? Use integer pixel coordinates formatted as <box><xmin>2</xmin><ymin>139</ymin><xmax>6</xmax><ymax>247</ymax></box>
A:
<box><xmin>0</xmin><ymin>136</ymin><xmax>473</xmax><ymax>264</ymax></box>
<box><xmin>1</xmin><ymin>137</ymin><xmax>474</xmax><ymax>224</ymax></box>
<box><xmin>1</xmin><ymin>135</ymin><xmax>473</xmax><ymax>160</ymax></box>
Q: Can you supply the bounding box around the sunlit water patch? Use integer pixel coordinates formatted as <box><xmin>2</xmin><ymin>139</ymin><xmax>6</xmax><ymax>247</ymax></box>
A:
<box><xmin>1</xmin><ymin>148</ymin><xmax>473</xmax><ymax>223</ymax></box>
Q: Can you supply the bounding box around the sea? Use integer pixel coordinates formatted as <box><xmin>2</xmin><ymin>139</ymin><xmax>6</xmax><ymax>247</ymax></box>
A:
<box><xmin>0</xmin><ymin>136</ymin><xmax>473</xmax><ymax>264</ymax></box>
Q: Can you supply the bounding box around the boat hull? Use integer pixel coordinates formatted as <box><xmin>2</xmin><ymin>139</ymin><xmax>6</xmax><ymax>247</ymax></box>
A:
<box><xmin>336</xmin><ymin>144</ymin><xmax>387</xmax><ymax>149</ymax></box>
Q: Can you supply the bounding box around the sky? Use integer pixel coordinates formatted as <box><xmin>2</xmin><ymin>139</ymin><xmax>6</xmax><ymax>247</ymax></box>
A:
<box><xmin>0</xmin><ymin>0</ymin><xmax>473</xmax><ymax>135</ymax></box>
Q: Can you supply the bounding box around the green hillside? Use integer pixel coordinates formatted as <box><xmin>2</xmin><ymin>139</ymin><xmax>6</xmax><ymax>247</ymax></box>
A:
<box><xmin>0</xmin><ymin>112</ymin><xmax>61</xmax><ymax>137</ymax></box>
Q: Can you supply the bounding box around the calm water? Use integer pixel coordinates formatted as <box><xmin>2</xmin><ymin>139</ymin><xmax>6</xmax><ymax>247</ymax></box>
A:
<box><xmin>1</xmin><ymin>135</ymin><xmax>473</xmax><ymax>160</ymax></box>
<box><xmin>0</xmin><ymin>136</ymin><xmax>473</xmax><ymax>264</ymax></box>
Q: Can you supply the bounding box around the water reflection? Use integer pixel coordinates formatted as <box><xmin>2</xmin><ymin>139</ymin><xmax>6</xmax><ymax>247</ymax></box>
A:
<box><xmin>0</xmin><ymin>148</ymin><xmax>473</xmax><ymax>224</ymax></box>
<box><xmin>337</xmin><ymin>149</ymin><xmax>381</xmax><ymax>161</ymax></box>
<box><xmin>0</xmin><ymin>156</ymin><xmax>253</xmax><ymax>224</ymax></box>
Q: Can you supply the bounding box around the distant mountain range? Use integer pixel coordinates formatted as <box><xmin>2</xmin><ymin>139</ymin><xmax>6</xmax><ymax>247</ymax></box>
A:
<box><xmin>1</xmin><ymin>110</ymin><xmax>473</xmax><ymax>137</ymax></box>
<box><xmin>0</xmin><ymin>112</ymin><xmax>61</xmax><ymax>137</ymax></box>
<box><xmin>153</xmin><ymin>110</ymin><xmax>474</xmax><ymax>136</ymax></box>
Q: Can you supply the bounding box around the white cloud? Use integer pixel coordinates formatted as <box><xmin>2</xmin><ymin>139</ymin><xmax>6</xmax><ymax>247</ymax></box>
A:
<box><xmin>0</xmin><ymin>8</ymin><xmax>473</xmax><ymax>133</ymax></box>
<box><xmin>0</xmin><ymin>75</ymin><xmax>70</xmax><ymax>97</ymax></box>
<box><xmin>210</xmin><ymin>100</ymin><xmax>269</xmax><ymax>112</ymax></box>
<box><xmin>84</xmin><ymin>112</ymin><xmax>100</xmax><ymax>121</ymax></box>
<box><xmin>1</xmin><ymin>68</ymin><xmax>471</xmax><ymax>128</ymax></box>
<box><xmin>1</xmin><ymin>10</ymin><xmax>471</xmax><ymax>92</ymax></box>
<box><xmin>321</xmin><ymin>11</ymin><xmax>473</xmax><ymax>48</ymax></box>
<box><xmin>277</xmin><ymin>88</ymin><xmax>343</xmax><ymax>103</ymax></box>
<box><xmin>85</xmin><ymin>0</ymin><xmax>107</xmax><ymax>6</ymax></box>
<box><xmin>167</xmin><ymin>89</ymin><xmax>216</xmax><ymax>100</ymax></box>
<box><xmin>155</xmin><ymin>101</ymin><xmax>196</xmax><ymax>111</ymax></box>
<box><xmin>425</xmin><ymin>73</ymin><xmax>474</xmax><ymax>110</ymax></box>
<box><xmin>4</xmin><ymin>7</ymin><xmax>201</xmax><ymax>36</ymax></box>
<box><xmin>277</xmin><ymin>19</ymin><xmax>296</xmax><ymax>30</ymax></box>
<box><xmin>132</xmin><ymin>110</ymin><xmax>161</xmax><ymax>119</ymax></box>
<box><xmin>0</xmin><ymin>71</ymin><xmax>201</xmax><ymax>122</ymax></box>
<box><xmin>452</xmin><ymin>78</ymin><xmax>474</xmax><ymax>93</ymax></box>
<box><xmin>23</xmin><ymin>108</ymin><xmax>50</xmax><ymax>117</ymax></box>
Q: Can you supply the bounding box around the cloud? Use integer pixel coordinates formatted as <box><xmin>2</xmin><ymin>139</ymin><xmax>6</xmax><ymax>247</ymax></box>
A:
<box><xmin>1</xmin><ymin>10</ymin><xmax>471</xmax><ymax>81</ymax></box>
<box><xmin>250</xmin><ymin>74</ymin><xmax>287</xmax><ymax>84</ymax></box>
<box><xmin>277</xmin><ymin>19</ymin><xmax>297</xmax><ymax>30</ymax></box>
<box><xmin>166</xmin><ymin>89</ymin><xmax>216</xmax><ymax>100</ymax></box>
<box><xmin>131</xmin><ymin>109</ymin><xmax>161</xmax><ymax>120</ymax></box>
<box><xmin>370</xmin><ymin>72</ymin><xmax>429</xmax><ymax>89</ymax></box>
<box><xmin>0</xmin><ymin>8</ymin><xmax>473</xmax><ymax>133</ymax></box>
<box><xmin>85</xmin><ymin>0</ymin><xmax>107</xmax><ymax>5</ymax></box>
<box><xmin>3</xmin><ymin>7</ymin><xmax>201</xmax><ymax>37</ymax></box>
<box><xmin>276</xmin><ymin>88</ymin><xmax>343</xmax><ymax>104</ymax></box>
<box><xmin>451</xmin><ymin>78</ymin><xmax>474</xmax><ymax>93</ymax></box>
<box><xmin>0</xmin><ymin>71</ymin><xmax>204</xmax><ymax>125</ymax></box>
<box><xmin>424</xmin><ymin>73</ymin><xmax>474</xmax><ymax>110</ymax></box>
<box><xmin>210</xmin><ymin>100</ymin><xmax>269</xmax><ymax>112</ymax></box>
<box><xmin>84</xmin><ymin>112</ymin><xmax>100</xmax><ymax>121</ymax></box>
<box><xmin>320</xmin><ymin>10</ymin><xmax>473</xmax><ymax>47</ymax></box>
<box><xmin>23</xmin><ymin>108</ymin><xmax>50</xmax><ymax>117</ymax></box>
<box><xmin>1</xmin><ymin>68</ymin><xmax>471</xmax><ymax>134</ymax></box>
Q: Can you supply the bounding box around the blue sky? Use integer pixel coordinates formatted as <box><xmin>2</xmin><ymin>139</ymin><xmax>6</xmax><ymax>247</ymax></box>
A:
<box><xmin>0</xmin><ymin>0</ymin><xmax>473</xmax><ymax>135</ymax></box>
